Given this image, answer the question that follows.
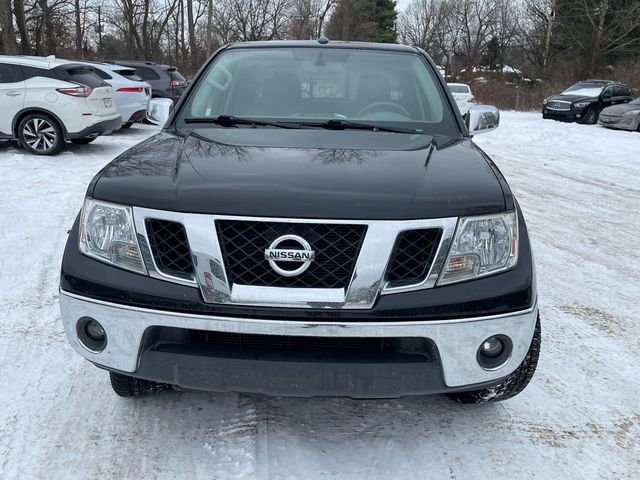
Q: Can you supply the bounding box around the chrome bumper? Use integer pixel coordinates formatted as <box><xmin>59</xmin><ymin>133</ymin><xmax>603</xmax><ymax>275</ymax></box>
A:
<box><xmin>59</xmin><ymin>290</ymin><xmax>538</xmax><ymax>388</ymax></box>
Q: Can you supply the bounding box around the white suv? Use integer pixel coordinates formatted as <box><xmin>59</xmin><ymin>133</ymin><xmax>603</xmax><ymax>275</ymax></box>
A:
<box><xmin>0</xmin><ymin>56</ymin><xmax>122</xmax><ymax>155</ymax></box>
<box><xmin>80</xmin><ymin>62</ymin><xmax>151</xmax><ymax>128</ymax></box>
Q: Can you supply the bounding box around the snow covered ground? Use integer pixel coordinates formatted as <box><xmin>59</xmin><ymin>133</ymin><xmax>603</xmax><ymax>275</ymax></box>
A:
<box><xmin>0</xmin><ymin>114</ymin><xmax>638</xmax><ymax>479</ymax></box>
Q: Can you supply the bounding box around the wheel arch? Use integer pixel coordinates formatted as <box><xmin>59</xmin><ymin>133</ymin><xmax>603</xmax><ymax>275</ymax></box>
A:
<box><xmin>12</xmin><ymin>108</ymin><xmax>69</xmax><ymax>141</ymax></box>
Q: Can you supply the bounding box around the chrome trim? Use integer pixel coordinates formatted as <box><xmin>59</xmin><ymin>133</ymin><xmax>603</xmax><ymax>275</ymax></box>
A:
<box><xmin>546</xmin><ymin>100</ymin><xmax>571</xmax><ymax>111</ymax></box>
<box><xmin>380</xmin><ymin>222</ymin><xmax>457</xmax><ymax>295</ymax></box>
<box><xmin>132</xmin><ymin>207</ymin><xmax>458</xmax><ymax>310</ymax></box>
<box><xmin>132</xmin><ymin>211</ymin><xmax>198</xmax><ymax>287</ymax></box>
<box><xmin>467</xmin><ymin>105</ymin><xmax>500</xmax><ymax>135</ymax></box>
<box><xmin>59</xmin><ymin>290</ymin><xmax>538</xmax><ymax>387</ymax></box>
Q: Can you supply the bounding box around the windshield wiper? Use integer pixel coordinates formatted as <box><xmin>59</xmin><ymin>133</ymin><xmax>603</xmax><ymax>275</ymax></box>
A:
<box><xmin>184</xmin><ymin>115</ymin><xmax>301</xmax><ymax>129</ymax></box>
<box><xmin>292</xmin><ymin>119</ymin><xmax>422</xmax><ymax>134</ymax></box>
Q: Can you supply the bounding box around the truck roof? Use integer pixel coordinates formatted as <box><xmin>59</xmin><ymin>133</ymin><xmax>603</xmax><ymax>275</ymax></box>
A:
<box><xmin>226</xmin><ymin>39</ymin><xmax>418</xmax><ymax>53</ymax></box>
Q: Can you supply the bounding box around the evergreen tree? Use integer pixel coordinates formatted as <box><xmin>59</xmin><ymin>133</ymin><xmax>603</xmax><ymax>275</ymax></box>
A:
<box><xmin>326</xmin><ymin>0</ymin><xmax>398</xmax><ymax>43</ymax></box>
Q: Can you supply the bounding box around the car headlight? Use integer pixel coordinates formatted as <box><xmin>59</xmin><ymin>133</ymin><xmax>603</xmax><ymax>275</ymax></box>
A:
<box><xmin>542</xmin><ymin>98</ymin><xmax>548</xmax><ymax>105</ymax></box>
<box><xmin>79</xmin><ymin>198</ymin><xmax>147</xmax><ymax>274</ymax></box>
<box><xmin>622</xmin><ymin>109</ymin><xmax>640</xmax><ymax>116</ymax></box>
<box><xmin>438</xmin><ymin>212</ymin><xmax>518</xmax><ymax>285</ymax></box>
<box><xmin>573</xmin><ymin>101</ymin><xmax>591</xmax><ymax>108</ymax></box>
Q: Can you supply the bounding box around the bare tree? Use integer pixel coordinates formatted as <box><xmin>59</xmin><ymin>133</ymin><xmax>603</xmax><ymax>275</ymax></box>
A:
<box><xmin>562</xmin><ymin>0</ymin><xmax>640</xmax><ymax>75</ymax></box>
<box><xmin>0</xmin><ymin>0</ymin><xmax>18</xmax><ymax>53</ymax></box>
<box><xmin>398</xmin><ymin>0</ymin><xmax>441</xmax><ymax>51</ymax></box>
<box><xmin>455</xmin><ymin>0</ymin><xmax>498</xmax><ymax>78</ymax></box>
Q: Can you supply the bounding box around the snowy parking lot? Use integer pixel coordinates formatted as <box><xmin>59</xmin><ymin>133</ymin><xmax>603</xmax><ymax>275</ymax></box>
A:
<box><xmin>0</xmin><ymin>113</ymin><xmax>638</xmax><ymax>479</ymax></box>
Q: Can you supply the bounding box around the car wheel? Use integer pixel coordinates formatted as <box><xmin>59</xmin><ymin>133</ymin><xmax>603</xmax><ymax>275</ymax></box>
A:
<box><xmin>446</xmin><ymin>315</ymin><xmax>541</xmax><ymax>404</ymax></box>
<box><xmin>122</xmin><ymin>122</ymin><xmax>133</xmax><ymax>129</ymax></box>
<box><xmin>109</xmin><ymin>372</ymin><xmax>172</xmax><ymax>397</ymax></box>
<box><xmin>18</xmin><ymin>113</ymin><xmax>64</xmax><ymax>155</ymax></box>
<box><xmin>581</xmin><ymin>108</ymin><xmax>599</xmax><ymax>125</ymax></box>
<box><xmin>71</xmin><ymin>137</ymin><xmax>97</xmax><ymax>145</ymax></box>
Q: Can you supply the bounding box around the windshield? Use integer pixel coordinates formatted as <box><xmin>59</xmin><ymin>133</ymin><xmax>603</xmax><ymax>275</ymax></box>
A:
<box><xmin>629</xmin><ymin>97</ymin><xmax>640</xmax><ymax>106</ymax></box>
<box><xmin>179</xmin><ymin>47</ymin><xmax>456</xmax><ymax>135</ymax></box>
<box><xmin>562</xmin><ymin>83</ymin><xmax>604</xmax><ymax>97</ymax></box>
<box><xmin>448</xmin><ymin>84</ymin><xmax>470</xmax><ymax>94</ymax></box>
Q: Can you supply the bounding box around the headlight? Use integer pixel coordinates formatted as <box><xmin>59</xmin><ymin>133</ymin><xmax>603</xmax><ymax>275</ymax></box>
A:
<box><xmin>573</xmin><ymin>101</ymin><xmax>591</xmax><ymax>108</ymax></box>
<box><xmin>622</xmin><ymin>109</ymin><xmax>640</xmax><ymax>116</ymax></box>
<box><xmin>438</xmin><ymin>212</ymin><xmax>518</xmax><ymax>285</ymax></box>
<box><xmin>79</xmin><ymin>198</ymin><xmax>147</xmax><ymax>274</ymax></box>
<box><xmin>542</xmin><ymin>98</ymin><xmax>548</xmax><ymax>105</ymax></box>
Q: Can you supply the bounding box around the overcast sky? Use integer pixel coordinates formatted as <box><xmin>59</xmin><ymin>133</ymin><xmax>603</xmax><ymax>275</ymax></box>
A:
<box><xmin>396</xmin><ymin>0</ymin><xmax>410</xmax><ymax>11</ymax></box>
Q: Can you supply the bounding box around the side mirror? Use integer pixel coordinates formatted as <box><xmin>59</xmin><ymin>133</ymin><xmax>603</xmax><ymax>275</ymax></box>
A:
<box><xmin>467</xmin><ymin>105</ymin><xmax>500</xmax><ymax>135</ymax></box>
<box><xmin>146</xmin><ymin>98</ymin><xmax>174</xmax><ymax>126</ymax></box>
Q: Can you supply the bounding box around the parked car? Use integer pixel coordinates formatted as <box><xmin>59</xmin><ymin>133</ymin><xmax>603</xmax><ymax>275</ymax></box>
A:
<box><xmin>60</xmin><ymin>40</ymin><xmax>539</xmax><ymax>404</ymax></box>
<box><xmin>447</xmin><ymin>83</ymin><xmax>476</xmax><ymax>116</ymax></box>
<box><xmin>80</xmin><ymin>62</ymin><xmax>151</xmax><ymax>128</ymax></box>
<box><xmin>542</xmin><ymin>80</ymin><xmax>633</xmax><ymax>124</ymax></box>
<box><xmin>105</xmin><ymin>60</ymin><xmax>187</xmax><ymax>101</ymax></box>
<box><xmin>0</xmin><ymin>55</ymin><xmax>121</xmax><ymax>155</ymax></box>
<box><xmin>598</xmin><ymin>97</ymin><xmax>640</xmax><ymax>132</ymax></box>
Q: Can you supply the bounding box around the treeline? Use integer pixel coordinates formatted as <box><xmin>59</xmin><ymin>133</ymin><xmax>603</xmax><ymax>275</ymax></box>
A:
<box><xmin>398</xmin><ymin>0</ymin><xmax>640</xmax><ymax>83</ymax></box>
<box><xmin>0</xmin><ymin>0</ymin><xmax>639</xmax><ymax>86</ymax></box>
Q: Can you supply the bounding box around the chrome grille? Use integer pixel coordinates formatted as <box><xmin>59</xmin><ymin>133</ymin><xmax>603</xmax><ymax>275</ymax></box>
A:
<box><xmin>547</xmin><ymin>101</ymin><xmax>570</xmax><ymax>111</ymax></box>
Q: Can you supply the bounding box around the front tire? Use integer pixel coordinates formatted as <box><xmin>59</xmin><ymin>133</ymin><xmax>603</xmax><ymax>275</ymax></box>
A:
<box><xmin>580</xmin><ymin>107</ymin><xmax>599</xmax><ymax>125</ymax></box>
<box><xmin>109</xmin><ymin>372</ymin><xmax>172</xmax><ymax>398</ymax></box>
<box><xmin>18</xmin><ymin>113</ymin><xmax>64</xmax><ymax>155</ymax></box>
<box><xmin>447</xmin><ymin>316</ymin><xmax>541</xmax><ymax>404</ymax></box>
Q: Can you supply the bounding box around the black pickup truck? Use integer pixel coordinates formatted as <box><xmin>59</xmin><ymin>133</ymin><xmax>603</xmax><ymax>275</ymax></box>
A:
<box><xmin>60</xmin><ymin>40</ymin><xmax>540</xmax><ymax>404</ymax></box>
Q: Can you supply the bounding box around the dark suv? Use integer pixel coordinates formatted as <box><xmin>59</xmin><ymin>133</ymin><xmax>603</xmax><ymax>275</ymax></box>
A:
<box><xmin>105</xmin><ymin>60</ymin><xmax>187</xmax><ymax>101</ymax></box>
<box><xmin>60</xmin><ymin>40</ymin><xmax>540</xmax><ymax>404</ymax></box>
<box><xmin>542</xmin><ymin>80</ymin><xmax>633</xmax><ymax>124</ymax></box>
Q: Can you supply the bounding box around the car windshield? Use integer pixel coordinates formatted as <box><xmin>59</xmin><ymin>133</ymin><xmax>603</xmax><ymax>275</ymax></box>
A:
<box><xmin>629</xmin><ymin>97</ymin><xmax>640</xmax><ymax>106</ymax></box>
<box><xmin>179</xmin><ymin>47</ymin><xmax>456</xmax><ymax>135</ymax></box>
<box><xmin>448</xmin><ymin>85</ymin><xmax>470</xmax><ymax>94</ymax></box>
<box><xmin>562</xmin><ymin>83</ymin><xmax>604</xmax><ymax>97</ymax></box>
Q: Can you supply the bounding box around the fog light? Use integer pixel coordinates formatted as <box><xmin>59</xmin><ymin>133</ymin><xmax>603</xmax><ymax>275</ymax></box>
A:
<box><xmin>481</xmin><ymin>337</ymin><xmax>504</xmax><ymax>358</ymax></box>
<box><xmin>84</xmin><ymin>320</ymin><xmax>105</xmax><ymax>341</ymax></box>
<box><xmin>76</xmin><ymin>317</ymin><xmax>107</xmax><ymax>352</ymax></box>
<box><xmin>477</xmin><ymin>334</ymin><xmax>512</xmax><ymax>370</ymax></box>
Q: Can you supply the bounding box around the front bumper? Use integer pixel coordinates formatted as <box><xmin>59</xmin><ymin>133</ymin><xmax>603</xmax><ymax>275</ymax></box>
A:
<box><xmin>542</xmin><ymin>107</ymin><xmax>584</xmax><ymax>121</ymax></box>
<box><xmin>60</xmin><ymin>290</ymin><xmax>538</xmax><ymax>397</ymax></box>
<box><xmin>598</xmin><ymin>116</ymin><xmax>639</xmax><ymax>131</ymax></box>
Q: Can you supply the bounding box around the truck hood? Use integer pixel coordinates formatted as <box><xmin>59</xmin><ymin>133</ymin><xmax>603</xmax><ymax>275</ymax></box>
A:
<box><xmin>547</xmin><ymin>94</ymin><xmax>597</xmax><ymax>103</ymax></box>
<box><xmin>91</xmin><ymin>129</ymin><xmax>508</xmax><ymax>220</ymax></box>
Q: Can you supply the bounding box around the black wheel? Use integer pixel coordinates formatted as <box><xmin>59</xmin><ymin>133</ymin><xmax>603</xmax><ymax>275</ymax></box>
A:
<box><xmin>447</xmin><ymin>316</ymin><xmax>541</xmax><ymax>404</ymax></box>
<box><xmin>109</xmin><ymin>372</ymin><xmax>172</xmax><ymax>398</ymax></box>
<box><xmin>18</xmin><ymin>113</ymin><xmax>64</xmax><ymax>155</ymax></box>
<box><xmin>580</xmin><ymin>107</ymin><xmax>599</xmax><ymax>125</ymax></box>
<box><xmin>71</xmin><ymin>137</ymin><xmax>97</xmax><ymax>145</ymax></box>
<box><xmin>122</xmin><ymin>122</ymin><xmax>133</xmax><ymax>129</ymax></box>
